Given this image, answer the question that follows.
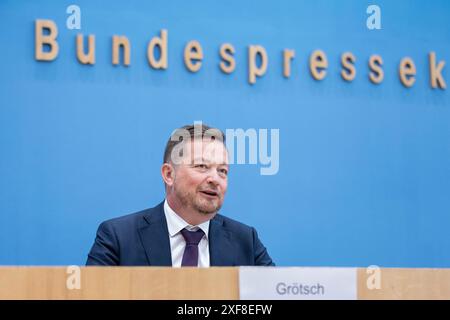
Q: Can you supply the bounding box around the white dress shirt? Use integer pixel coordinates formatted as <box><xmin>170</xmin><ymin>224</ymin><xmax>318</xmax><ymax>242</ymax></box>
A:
<box><xmin>163</xmin><ymin>199</ymin><xmax>210</xmax><ymax>267</ymax></box>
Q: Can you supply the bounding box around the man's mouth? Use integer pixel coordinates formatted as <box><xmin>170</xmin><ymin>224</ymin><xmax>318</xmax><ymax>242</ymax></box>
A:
<box><xmin>199</xmin><ymin>190</ymin><xmax>219</xmax><ymax>197</ymax></box>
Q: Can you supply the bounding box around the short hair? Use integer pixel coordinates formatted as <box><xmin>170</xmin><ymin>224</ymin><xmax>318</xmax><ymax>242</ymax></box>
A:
<box><xmin>163</xmin><ymin>123</ymin><xmax>226</xmax><ymax>164</ymax></box>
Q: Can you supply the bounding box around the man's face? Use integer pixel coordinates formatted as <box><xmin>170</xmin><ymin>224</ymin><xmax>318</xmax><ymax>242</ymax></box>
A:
<box><xmin>171</xmin><ymin>139</ymin><xmax>229</xmax><ymax>215</ymax></box>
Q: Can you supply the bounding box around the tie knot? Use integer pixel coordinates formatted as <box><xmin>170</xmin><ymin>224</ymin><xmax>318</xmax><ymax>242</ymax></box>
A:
<box><xmin>180</xmin><ymin>228</ymin><xmax>205</xmax><ymax>245</ymax></box>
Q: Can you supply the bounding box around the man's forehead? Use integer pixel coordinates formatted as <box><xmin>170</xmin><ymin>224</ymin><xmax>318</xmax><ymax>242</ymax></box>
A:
<box><xmin>191</xmin><ymin>156</ymin><xmax>229</xmax><ymax>165</ymax></box>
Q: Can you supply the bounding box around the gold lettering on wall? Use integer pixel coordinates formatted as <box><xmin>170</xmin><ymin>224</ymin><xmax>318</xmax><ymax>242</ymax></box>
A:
<box><xmin>283</xmin><ymin>49</ymin><xmax>295</xmax><ymax>78</ymax></box>
<box><xmin>184</xmin><ymin>40</ymin><xmax>203</xmax><ymax>72</ymax></box>
<box><xmin>76</xmin><ymin>34</ymin><xmax>95</xmax><ymax>64</ymax></box>
<box><xmin>399</xmin><ymin>57</ymin><xmax>416</xmax><ymax>88</ymax></box>
<box><xmin>248</xmin><ymin>45</ymin><xmax>268</xmax><ymax>84</ymax></box>
<box><xmin>32</xmin><ymin>20</ymin><xmax>447</xmax><ymax>92</ymax></box>
<box><xmin>309</xmin><ymin>50</ymin><xmax>328</xmax><ymax>80</ymax></box>
<box><xmin>147</xmin><ymin>29</ymin><xmax>168</xmax><ymax>69</ymax></box>
<box><xmin>369</xmin><ymin>55</ymin><xmax>384</xmax><ymax>84</ymax></box>
<box><xmin>341</xmin><ymin>52</ymin><xmax>356</xmax><ymax>82</ymax></box>
<box><xmin>112</xmin><ymin>35</ymin><xmax>130</xmax><ymax>66</ymax></box>
<box><xmin>219</xmin><ymin>43</ymin><xmax>235</xmax><ymax>74</ymax></box>
<box><xmin>35</xmin><ymin>19</ymin><xmax>59</xmax><ymax>61</ymax></box>
<box><xmin>429</xmin><ymin>52</ymin><xmax>446</xmax><ymax>89</ymax></box>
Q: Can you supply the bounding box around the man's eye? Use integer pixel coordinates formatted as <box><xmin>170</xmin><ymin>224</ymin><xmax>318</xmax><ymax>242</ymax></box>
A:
<box><xmin>219</xmin><ymin>169</ymin><xmax>228</xmax><ymax>176</ymax></box>
<box><xmin>195</xmin><ymin>164</ymin><xmax>207</xmax><ymax>169</ymax></box>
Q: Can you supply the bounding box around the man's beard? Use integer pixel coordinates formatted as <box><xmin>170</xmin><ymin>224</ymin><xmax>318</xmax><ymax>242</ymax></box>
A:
<box><xmin>174</xmin><ymin>185</ymin><xmax>223</xmax><ymax>215</ymax></box>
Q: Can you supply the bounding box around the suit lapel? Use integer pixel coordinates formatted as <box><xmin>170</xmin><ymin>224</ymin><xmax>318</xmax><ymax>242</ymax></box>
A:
<box><xmin>138</xmin><ymin>202</ymin><xmax>172</xmax><ymax>266</ymax></box>
<box><xmin>209</xmin><ymin>214</ymin><xmax>235</xmax><ymax>266</ymax></box>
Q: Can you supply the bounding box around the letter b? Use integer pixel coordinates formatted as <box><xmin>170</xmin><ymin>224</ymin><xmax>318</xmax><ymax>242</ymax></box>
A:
<box><xmin>35</xmin><ymin>19</ymin><xmax>59</xmax><ymax>61</ymax></box>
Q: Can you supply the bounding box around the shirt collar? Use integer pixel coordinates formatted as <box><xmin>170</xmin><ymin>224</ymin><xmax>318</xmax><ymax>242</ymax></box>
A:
<box><xmin>163</xmin><ymin>199</ymin><xmax>210</xmax><ymax>239</ymax></box>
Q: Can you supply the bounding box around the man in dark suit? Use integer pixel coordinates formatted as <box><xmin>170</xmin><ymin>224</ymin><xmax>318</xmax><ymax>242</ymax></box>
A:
<box><xmin>86</xmin><ymin>123</ymin><xmax>274</xmax><ymax>266</ymax></box>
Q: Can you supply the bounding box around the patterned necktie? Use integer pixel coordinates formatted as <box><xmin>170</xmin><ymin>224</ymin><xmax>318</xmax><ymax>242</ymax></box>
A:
<box><xmin>180</xmin><ymin>228</ymin><xmax>205</xmax><ymax>267</ymax></box>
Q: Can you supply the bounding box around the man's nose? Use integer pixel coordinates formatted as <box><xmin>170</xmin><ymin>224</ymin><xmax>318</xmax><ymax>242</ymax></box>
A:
<box><xmin>205</xmin><ymin>169</ymin><xmax>220</xmax><ymax>185</ymax></box>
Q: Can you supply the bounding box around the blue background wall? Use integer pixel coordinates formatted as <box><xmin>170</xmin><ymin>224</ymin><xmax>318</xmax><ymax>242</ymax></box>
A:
<box><xmin>0</xmin><ymin>0</ymin><xmax>449</xmax><ymax>267</ymax></box>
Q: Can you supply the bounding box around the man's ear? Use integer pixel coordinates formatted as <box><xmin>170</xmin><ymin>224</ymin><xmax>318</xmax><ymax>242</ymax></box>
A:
<box><xmin>161</xmin><ymin>163</ymin><xmax>175</xmax><ymax>186</ymax></box>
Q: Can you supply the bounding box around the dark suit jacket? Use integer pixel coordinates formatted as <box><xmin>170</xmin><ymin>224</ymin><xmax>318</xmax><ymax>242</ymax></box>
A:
<box><xmin>86</xmin><ymin>201</ymin><xmax>274</xmax><ymax>266</ymax></box>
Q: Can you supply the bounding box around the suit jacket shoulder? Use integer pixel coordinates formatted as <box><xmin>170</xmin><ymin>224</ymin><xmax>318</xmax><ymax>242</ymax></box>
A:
<box><xmin>86</xmin><ymin>202</ymin><xmax>170</xmax><ymax>266</ymax></box>
<box><xmin>210</xmin><ymin>213</ymin><xmax>275</xmax><ymax>266</ymax></box>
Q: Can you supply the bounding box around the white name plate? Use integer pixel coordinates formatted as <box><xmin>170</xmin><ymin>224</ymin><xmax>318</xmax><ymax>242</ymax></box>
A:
<box><xmin>239</xmin><ymin>267</ymin><xmax>357</xmax><ymax>300</ymax></box>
